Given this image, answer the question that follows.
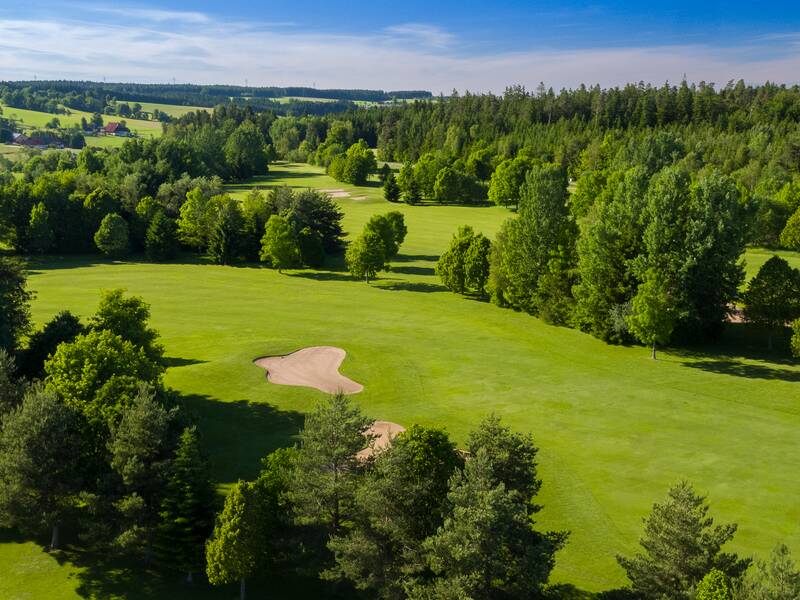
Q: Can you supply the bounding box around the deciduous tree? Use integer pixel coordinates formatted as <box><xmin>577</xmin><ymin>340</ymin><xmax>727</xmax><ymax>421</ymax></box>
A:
<box><xmin>206</xmin><ymin>479</ymin><xmax>269</xmax><ymax>600</ymax></box>
<box><xmin>627</xmin><ymin>268</ymin><xmax>679</xmax><ymax>359</ymax></box>
<box><xmin>0</xmin><ymin>386</ymin><xmax>83</xmax><ymax>550</ymax></box>
<box><xmin>94</xmin><ymin>213</ymin><xmax>129</xmax><ymax>258</ymax></box>
<box><xmin>0</xmin><ymin>257</ymin><xmax>32</xmax><ymax>353</ymax></box>
<box><xmin>260</xmin><ymin>214</ymin><xmax>300</xmax><ymax>272</ymax></box>
<box><xmin>345</xmin><ymin>230</ymin><xmax>386</xmax><ymax>283</ymax></box>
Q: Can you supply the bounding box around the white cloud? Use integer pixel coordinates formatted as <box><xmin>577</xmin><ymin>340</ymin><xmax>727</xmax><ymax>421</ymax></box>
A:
<box><xmin>0</xmin><ymin>10</ymin><xmax>799</xmax><ymax>93</ymax></box>
<box><xmin>382</xmin><ymin>23</ymin><xmax>455</xmax><ymax>49</ymax></box>
<box><xmin>76</xmin><ymin>4</ymin><xmax>211</xmax><ymax>24</ymax></box>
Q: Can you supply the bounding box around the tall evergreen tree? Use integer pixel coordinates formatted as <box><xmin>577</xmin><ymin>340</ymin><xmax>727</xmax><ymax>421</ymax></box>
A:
<box><xmin>145</xmin><ymin>212</ymin><xmax>179</xmax><ymax>262</ymax></box>
<box><xmin>289</xmin><ymin>392</ymin><xmax>373</xmax><ymax>531</ymax></box>
<box><xmin>109</xmin><ymin>385</ymin><xmax>176</xmax><ymax>559</ymax></box>
<box><xmin>617</xmin><ymin>481</ymin><xmax>750</xmax><ymax>599</ymax></box>
<box><xmin>743</xmin><ymin>255</ymin><xmax>800</xmax><ymax>349</ymax></box>
<box><xmin>327</xmin><ymin>426</ymin><xmax>462</xmax><ymax>598</ymax></box>
<box><xmin>155</xmin><ymin>426</ymin><xmax>215</xmax><ymax>583</ymax></box>
<box><xmin>409</xmin><ymin>449</ymin><xmax>565</xmax><ymax>600</ymax></box>
<box><xmin>208</xmin><ymin>202</ymin><xmax>243</xmax><ymax>265</ymax></box>
<box><xmin>383</xmin><ymin>172</ymin><xmax>400</xmax><ymax>202</ymax></box>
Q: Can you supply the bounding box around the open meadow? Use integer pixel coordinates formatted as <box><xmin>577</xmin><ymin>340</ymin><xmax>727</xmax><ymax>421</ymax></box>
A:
<box><xmin>119</xmin><ymin>100</ymin><xmax>208</xmax><ymax>118</ymax></box>
<box><xmin>0</xmin><ymin>161</ymin><xmax>797</xmax><ymax>598</ymax></box>
<box><xmin>0</xmin><ymin>103</ymin><xmax>163</xmax><ymax>147</ymax></box>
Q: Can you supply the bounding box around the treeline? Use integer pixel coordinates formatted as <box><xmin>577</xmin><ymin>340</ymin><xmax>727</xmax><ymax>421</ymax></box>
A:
<box><xmin>0</xmin><ymin>104</ymin><xmax>278</xmax><ymax>255</ymax></box>
<box><xmin>435</xmin><ymin>157</ymin><xmax>800</xmax><ymax>353</ymax></box>
<box><xmin>0</xmin><ymin>81</ymin><xmax>432</xmax><ymax>118</ymax></box>
<box><xmin>370</xmin><ymin>81</ymin><xmax>800</xmax><ymax>162</ymax></box>
<box><xmin>2</xmin><ymin>81</ymin><xmax>432</xmax><ymax>104</ymax></box>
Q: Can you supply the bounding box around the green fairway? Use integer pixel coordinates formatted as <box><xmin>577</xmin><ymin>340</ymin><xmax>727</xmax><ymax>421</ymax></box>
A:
<box><xmin>2</xmin><ymin>162</ymin><xmax>800</xmax><ymax>597</ymax></box>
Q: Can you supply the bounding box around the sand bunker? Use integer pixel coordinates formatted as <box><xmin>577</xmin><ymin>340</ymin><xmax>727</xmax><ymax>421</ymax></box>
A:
<box><xmin>320</xmin><ymin>188</ymin><xmax>352</xmax><ymax>198</ymax></box>
<box><xmin>254</xmin><ymin>346</ymin><xmax>363</xmax><ymax>394</ymax></box>
<box><xmin>357</xmin><ymin>421</ymin><xmax>406</xmax><ymax>460</ymax></box>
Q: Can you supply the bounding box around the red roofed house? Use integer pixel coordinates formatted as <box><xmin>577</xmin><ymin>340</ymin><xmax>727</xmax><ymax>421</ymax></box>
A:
<box><xmin>101</xmin><ymin>122</ymin><xmax>131</xmax><ymax>137</ymax></box>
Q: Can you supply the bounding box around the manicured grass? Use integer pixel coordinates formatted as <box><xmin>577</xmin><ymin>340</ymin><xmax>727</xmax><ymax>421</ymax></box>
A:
<box><xmin>2</xmin><ymin>162</ymin><xmax>800</xmax><ymax>598</ymax></box>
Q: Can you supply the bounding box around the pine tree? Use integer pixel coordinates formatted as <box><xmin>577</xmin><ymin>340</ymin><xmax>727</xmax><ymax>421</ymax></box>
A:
<box><xmin>145</xmin><ymin>212</ymin><xmax>178</xmax><ymax>262</ymax></box>
<box><xmin>383</xmin><ymin>172</ymin><xmax>400</xmax><ymax>202</ymax></box>
<box><xmin>617</xmin><ymin>481</ymin><xmax>750</xmax><ymax>599</ymax></box>
<box><xmin>155</xmin><ymin>426</ymin><xmax>215</xmax><ymax>583</ymax></box>
<box><xmin>289</xmin><ymin>392</ymin><xmax>373</xmax><ymax>531</ymax></box>
<box><xmin>208</xmin><ymin>204</ymin><xmax>242</xmax><ymax>265</ymax></box>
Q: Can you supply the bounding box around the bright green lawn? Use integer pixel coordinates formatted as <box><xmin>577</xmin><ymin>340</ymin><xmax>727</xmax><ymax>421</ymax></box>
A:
<box><xmin>2</xmin><ymin>163</ymin><xmax>799</xmax><ymax>598</ymax></box>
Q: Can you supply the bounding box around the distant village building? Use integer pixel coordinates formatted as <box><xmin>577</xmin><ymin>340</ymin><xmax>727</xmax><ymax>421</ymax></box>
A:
<box><xmin>12</xmin><ymin>132</ymin><xmax>64</xmax><ymax>149</ymax></box>
<box><xmin>101</xmin><ymin>122</ymin><xmax>131</xmax><ymax>137</ymax></box>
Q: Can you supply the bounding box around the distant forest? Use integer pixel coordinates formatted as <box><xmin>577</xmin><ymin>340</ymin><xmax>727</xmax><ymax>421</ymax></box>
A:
<box><xmin>0</xmin><ymin>80</ymin><xmax>433</xmax><ymax>117</ymax></box>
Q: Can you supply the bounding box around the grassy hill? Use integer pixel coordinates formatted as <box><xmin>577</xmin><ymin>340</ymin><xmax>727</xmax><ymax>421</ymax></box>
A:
<box><xmin>1</xmin><ymin>162</ymin><xmax>798</xmax><ymax>598</ymax></box>
<box><xmin>120</xmin><ymin>100</ymin><xmax>208</xmax><ymax>118</ymax></box>
<box><xmin>0</xmin><ymin>103</ymin><xmax>162</xmax><ymax>148</ymax></box>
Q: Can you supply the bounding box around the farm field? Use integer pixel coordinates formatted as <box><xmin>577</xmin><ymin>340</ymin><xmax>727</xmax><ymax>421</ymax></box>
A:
<box><xmin>1</xmin><ymin>162</ymin><xmax>799</xmax><ymax>598</ymax></box>
<box><xmin>119</xmin><ymin>100</ymin><xmax>208</xmax><ymax>118</ymax></box>
<box><xmin>0</xmin><ymin>103</ymin><xmax>163</xmax><ymax>146</ymax></box>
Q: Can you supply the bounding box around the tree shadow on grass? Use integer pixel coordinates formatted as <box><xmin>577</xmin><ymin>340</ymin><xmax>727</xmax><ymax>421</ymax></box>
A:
<box><xmin>164</xmin><ymin>356</ymin><xmax>207</xmax><ymax>369</ymax></box>
<box><xmin>667</xmin><ymin>323</ymin><xmax>800</xmax><ymax>382</ymax></box>
<box><xmin>390</xmin><ymin>265</ymin><xmax>436</xmax><ymax>276</ymax></box>
<box><xmin>678</xmin><ymin>359</ymin><xmax>800</xmax><ymax>382</ymax></box>
<box><xmin>289</xmin><ymin>270</ymin><xmax>354</xmax><ymax>282</ymax></box>
<box><xmin>179</xmin><ymin>393</ymin><xmax>305</xmax><ymax>483</ymax></box>
<box><xmin>373</xmin><ymin>281</ymin><xmax>446</xmax><ymax>293</ymax></box>
<box><xmin>393</xmin><ymin>254</ymin><xmax>439</xmax><ymax>263</ymax></box>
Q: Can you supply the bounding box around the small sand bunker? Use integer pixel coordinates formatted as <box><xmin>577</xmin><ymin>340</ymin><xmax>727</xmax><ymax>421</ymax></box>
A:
<box><xmin>254</xmin><ymin>346</ymin><xmax>363</xmax><ymax>394</ymax></box>
<box><xmin>320</xmin><ymin>188</ymin><xmax>352</xmax><ymax>198</ymax></box>
<box><xmin>357</xmin><ymin>421</ymin><xmax>406</xmax><ymax>460</ymax></box>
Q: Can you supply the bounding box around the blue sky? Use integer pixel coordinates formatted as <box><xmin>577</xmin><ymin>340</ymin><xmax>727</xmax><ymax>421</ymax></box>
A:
<box><xmin>1</xmin><ymin>1</ymin><xmax>799</xmax><ymax>92</ymax></box>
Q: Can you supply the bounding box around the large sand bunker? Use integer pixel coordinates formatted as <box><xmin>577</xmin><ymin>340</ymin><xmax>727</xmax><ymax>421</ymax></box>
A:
<box><xmin>254</xmin><ymin>346</ymin><xmax>363</xmax><ymax>394</ymax></box>
<box><xmin>357</xmin><ymin>421</ymin><xmax>406</xmax><ymax>460</ymax></box>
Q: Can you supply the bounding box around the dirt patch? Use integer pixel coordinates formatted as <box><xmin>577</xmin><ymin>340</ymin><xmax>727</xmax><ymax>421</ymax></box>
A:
<box><xmin>254</xmin><ymin>346</ymin><xmax>363</xmax><ymax>394</ymax></box>
<box><xmin>357</xmin><ymin>421</ymin><xmax>405</xmax><ymax>460</ymax></box>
